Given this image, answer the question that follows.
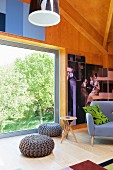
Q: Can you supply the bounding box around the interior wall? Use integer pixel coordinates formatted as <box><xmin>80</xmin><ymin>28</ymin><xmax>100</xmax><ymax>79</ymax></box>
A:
<box><xmin>0</xmin><ymin>0</ymin><xmax>45</xmax><ymax>40</ymax></box>
<box><xmin>108</xmin><ymin>55</ymin><xmax>113</xmax><ymax>68</ymax></box>
<box><xmin>0</xmin><ymin>13</ymin><xmax>111</xmax><ymax>124</ymax></box>
<box><xmin>45</xmin><ymin>16</ymin><xmax>103</xmax><ymax>66</ymax></box>
<box><xmin>19</xmin><ymin>0</ymin><xmax>113</xmax><ymax>68</ymax></box>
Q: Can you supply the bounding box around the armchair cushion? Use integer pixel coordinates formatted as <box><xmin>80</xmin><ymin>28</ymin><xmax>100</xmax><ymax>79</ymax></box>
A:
<box><xmin>83</xmin><ymin>105</ymin><xmax>110</xmax><ymax>125</ymax></box>
<box><xmin>94</xmin><ymin>122</ymin><xmax>113</xmax><ymax>136</ymax></box>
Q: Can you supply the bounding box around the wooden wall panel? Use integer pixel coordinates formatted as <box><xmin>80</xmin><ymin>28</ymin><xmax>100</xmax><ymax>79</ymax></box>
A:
<box><xmin>46</xmin><ymin>16</ymin><xmax>103</xmax><ymax>66</ymax></box>
<box><xmin>108</xmin><ymin>55</ymin><xmax>113</xmax><ymax>68</ymax></box>
<box><xmin>59</xmin><ymin>49</ymin><xmax>67</xmax><ymax>125</ymax></box>
<box><xmin>46</xmin><ymin>16</ymin><xmax>79</xmax><ymax>50</ymax></box>
<box><xmin>45</xmin><ymin>24</ymin><xmax>61</xmax><ymax>47</ymax></box>
<box><xmin>60</xmin><ymin>17</ymin><xmax>79</xmax><ymax>50</ymax></box>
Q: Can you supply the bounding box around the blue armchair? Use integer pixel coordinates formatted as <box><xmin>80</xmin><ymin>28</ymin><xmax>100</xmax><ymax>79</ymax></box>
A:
<box><xmin>86</xmin><ymin>101</ymin><xmax>113</xmax><ymax>145</ymax></box>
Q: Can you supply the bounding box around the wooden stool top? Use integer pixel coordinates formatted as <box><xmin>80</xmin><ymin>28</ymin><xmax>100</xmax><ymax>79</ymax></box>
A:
<box><xmin>60</xmin><ymin>116</ymin><xmax>77</xmax><ymax>121</ymax></box>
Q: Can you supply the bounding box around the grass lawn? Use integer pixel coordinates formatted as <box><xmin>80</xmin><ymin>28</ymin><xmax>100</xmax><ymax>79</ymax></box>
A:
<box><xmin>1</xmin><ymin>113</ymin><xmax>54</xmax><ymax>133</ymax></box>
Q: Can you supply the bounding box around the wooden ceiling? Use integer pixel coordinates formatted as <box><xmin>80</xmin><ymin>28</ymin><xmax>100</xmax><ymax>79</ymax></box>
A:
<box><xmin>21</xmin><ymin>0</ymin><xmax>113</xmax><ymax>55</ymax></box>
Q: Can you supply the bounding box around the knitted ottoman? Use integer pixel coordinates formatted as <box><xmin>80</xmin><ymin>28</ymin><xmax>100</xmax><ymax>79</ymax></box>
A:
<box><xmin>19</xmin><ymin>135</ymin><xmax>54</xmax><ymax>157</ymax></box>
<box><xmin>38</xmin><ymin>123</ymin><xmax>62</xmax><ymax>137</ymax></box>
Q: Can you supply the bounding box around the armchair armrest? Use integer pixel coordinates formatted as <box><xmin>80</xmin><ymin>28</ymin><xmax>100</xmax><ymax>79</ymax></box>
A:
<box><xmin>86</xmin><ymin>113</ymin><xmax>95</xmax><ymax>136</ymax></box>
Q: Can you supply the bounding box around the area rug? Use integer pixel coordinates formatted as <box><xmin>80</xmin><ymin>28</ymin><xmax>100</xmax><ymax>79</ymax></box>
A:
<box><xmin>99</xmin><ymin>159</ymin><xmax>113</xmax><ymax>170</ymax></box>
<box><xmin>61</xmin><ymin>160</ymin><xmax>109</xmax><ymax>170</ymax></box>
<box><xmin>70</xmin><ymin>160</ymin><xmax>106</xmax><ymax>170</ymax></box>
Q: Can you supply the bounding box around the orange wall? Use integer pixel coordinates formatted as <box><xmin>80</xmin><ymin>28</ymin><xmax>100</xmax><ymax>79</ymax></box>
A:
<box><xmin>45</xmin><ymin>16</ymin><xmax>103</xmax><ymax>66</ymax></box>
<box><xmin>108</xmin><ymin>55</ymin><xmax>113</xmax><ymax>68</ymax></box>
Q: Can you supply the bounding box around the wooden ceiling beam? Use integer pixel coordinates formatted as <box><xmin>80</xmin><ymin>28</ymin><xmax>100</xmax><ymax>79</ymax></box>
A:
<box><xmin>60</xmin><ymin>1</ymin><xmax>107</xmax><ymax>54</ymax></box>
<box><xmin>103</xmin><ymin>0</ymin><xmax>113</xmax><ymax>48</ymax></box>
<box><xmin>61</xmin><ymin>0</ymin><xmax>103</xmax><ymax>45</ymax></box>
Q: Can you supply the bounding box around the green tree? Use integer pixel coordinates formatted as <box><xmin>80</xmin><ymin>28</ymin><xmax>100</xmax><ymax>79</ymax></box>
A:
<box><xmin>15</xmin><ymin>52</ymin><xmax>54</xmax><ymax>122</ymax></box>
<box><xmin>0</xmin><ymin>66</ymin><xmax>35</xmax><ymax>131</ymax></box>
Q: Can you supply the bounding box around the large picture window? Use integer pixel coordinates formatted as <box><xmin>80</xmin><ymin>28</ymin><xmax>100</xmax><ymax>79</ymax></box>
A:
<box><xmin>0</xmin><ymin>40</ymin><xmax>59</xmax><ymax>137</ymax></box>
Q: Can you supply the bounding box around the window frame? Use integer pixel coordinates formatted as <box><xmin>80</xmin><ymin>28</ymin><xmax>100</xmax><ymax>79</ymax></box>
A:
<box><xmin>0</xmin><ymin>39</ymin><xmax>60</xmax><ymax>138</ymax></box>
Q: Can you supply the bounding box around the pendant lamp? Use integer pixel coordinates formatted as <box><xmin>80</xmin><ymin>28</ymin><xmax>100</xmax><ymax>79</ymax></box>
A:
<box><xmin>28</xmin><ymin>0</ymin><xmax>60</xmax><ymax>27</ymax></box>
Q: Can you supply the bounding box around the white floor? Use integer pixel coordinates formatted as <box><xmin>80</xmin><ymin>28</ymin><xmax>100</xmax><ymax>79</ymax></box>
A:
<box><xmin>0</xmin><ymin>129</ymin><xmax>113</xmax><ymax>170</ymax></box>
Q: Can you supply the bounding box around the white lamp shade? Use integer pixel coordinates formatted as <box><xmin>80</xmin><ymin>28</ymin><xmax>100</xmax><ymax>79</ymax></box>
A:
<box><xmin>28</xmin><ymin>0</ymin><xmax>60</xmax><ymax>27</ymax></box>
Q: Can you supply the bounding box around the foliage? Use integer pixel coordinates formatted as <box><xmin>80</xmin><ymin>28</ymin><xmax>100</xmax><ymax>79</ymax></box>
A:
<box><xmin>0</xmin><ymin>52</ymin><xmax>54</xmax><ymax>132</ymax></box>
<box><xmin>15</xmin><ymin>52</ymin><xmax>54</xmax><ymax>119</ymax></box>
<box><xmin>0</xmin><ymin>66</ymin><xmax>35</xmax><ymax>131</ymax></box>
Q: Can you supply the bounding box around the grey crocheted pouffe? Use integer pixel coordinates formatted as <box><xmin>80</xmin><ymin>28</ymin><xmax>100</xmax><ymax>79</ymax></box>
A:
<box><xmin>19</xmin><ymin>135</ymin><xmax>54</xmax><ymax>158</ymax></box>
<box><xmin>38</xmin><ymin>123</ymin><xmax>62</xmax><ymax>137</ymax></box>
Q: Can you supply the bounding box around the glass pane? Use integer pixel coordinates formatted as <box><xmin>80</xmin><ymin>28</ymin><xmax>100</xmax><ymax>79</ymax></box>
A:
<box><xmin>0</xmin><ymin>44</ymin><xmax>55</xmax><ymax>133</ymax></box>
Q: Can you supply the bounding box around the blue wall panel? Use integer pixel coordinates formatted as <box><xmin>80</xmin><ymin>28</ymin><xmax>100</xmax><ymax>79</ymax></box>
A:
<box><xmin>6</xmin><ymin>0</ymin><xmax>23</xmax><ymax>36</ymax></box>
<box><xmin>23</xmin><ymin>3</ymin><xmax>45</xmax><ymax>41</ymax></box>
<box><xmin>0</xmin><ymin>0</ymin><xmax>6</xmax><ymax>14</ymax></box>
<box><xmin>0</xmin><ymin>0</ymin><xmax>45</xmax><ymax>40</ymax></box>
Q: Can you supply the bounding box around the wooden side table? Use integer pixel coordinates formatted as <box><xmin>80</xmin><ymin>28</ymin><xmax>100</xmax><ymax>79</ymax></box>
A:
<box><xmin>60</xmin><ymin>116</ymin><xmax>78</xmax><ymax>143</ymax></box>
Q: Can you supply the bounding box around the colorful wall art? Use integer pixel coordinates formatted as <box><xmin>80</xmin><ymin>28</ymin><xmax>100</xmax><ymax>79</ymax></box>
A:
<box><xmin>67</xmin><ymin>54</ymin><xmax>113</xmax><ymax>124</ymax></box>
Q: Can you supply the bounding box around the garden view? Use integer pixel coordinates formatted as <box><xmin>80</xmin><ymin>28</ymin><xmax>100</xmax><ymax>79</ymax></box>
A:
<box><xmin>0</xmin><ymin>45</ymin><xmax>54</xmax><ymax>133</ymax></box>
